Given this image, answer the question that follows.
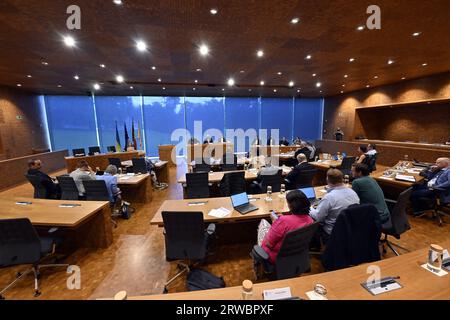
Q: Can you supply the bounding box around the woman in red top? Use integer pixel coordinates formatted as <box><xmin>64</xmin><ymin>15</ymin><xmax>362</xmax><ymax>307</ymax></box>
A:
<box><xmin>257</xmin><ymin>190</ymin><xmax>314</xmax><ymax>264</ymax></box>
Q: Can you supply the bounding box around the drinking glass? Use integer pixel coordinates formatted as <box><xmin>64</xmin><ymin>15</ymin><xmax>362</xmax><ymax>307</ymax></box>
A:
<box><xmin>265</xmin><ymin>186</ymin><xmax>273</xmax><ymax>202</ymax></box>
<box><xmin>279</xmin><ymin>184</ymin><xmax>286</xmax><ymax>198</ymax></box>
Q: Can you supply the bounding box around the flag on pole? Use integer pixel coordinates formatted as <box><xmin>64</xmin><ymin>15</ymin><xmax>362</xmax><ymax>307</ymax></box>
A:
<box><xmin>124</xmin><ymin>122</ymin><xmax>130</xmax><ymax>150</ymax></box>
<box><xmin>115</xmin><ymin>121</ymin><xmax>122</xmax><ymax>152</ymax></box>
<box><xmin>132</xmin><ymin>119</ymin><xmax>138</xmax><ymax>150</ymax></box>
<box><xmin>137</xmin><ymin>120</ymin><xmax>143</xmax><ymax>150</ymax></box>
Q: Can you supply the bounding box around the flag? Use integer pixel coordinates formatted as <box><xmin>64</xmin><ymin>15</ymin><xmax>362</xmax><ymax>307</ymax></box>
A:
<box><xmin>137</xmin><ymin>120</ymin><xmax>143</xmax><ymax>150</ymax></box>
<box><xmin>124</xmin><ymin>122</ymin><xmax>130</xmax><ymax>150</ymax></box>
<box><xmin>115</xmin><ymin>121</ymin><xmax>122</xmax><ymax>152</ymax></box>
<box><xmin>132</xmin><ymin>119</ymin><xmax>137</xmax><ymax>150</ymax></box>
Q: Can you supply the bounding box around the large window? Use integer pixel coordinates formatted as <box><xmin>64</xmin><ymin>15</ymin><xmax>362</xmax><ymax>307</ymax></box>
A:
<box><xmin>293</xmin><ymin>99</ymin><xmax>324</xmax><ymax>142</ymax></box>
<box><xmin>143</xmin><ymin>96</ymin><xmax>186</xmax><ymax>156</ymax></box>
<box><xmin>185</xmin><ymin>97</ymin><xmax>225</xmax><ymax>142</ymax></box>
<box><xmin>44</xmin><ymin>96</ymin><xmax>98</xmax><ymax>155</ymax></box>
<box><xmin>94</xmin><ymin>96</ymin><xmax>143</xmax><ymax>152</ymax></box>
<box><xmin>260</xmin><ymin>98</ymin><xmax>294</xmax><ymax>143</ymax></box>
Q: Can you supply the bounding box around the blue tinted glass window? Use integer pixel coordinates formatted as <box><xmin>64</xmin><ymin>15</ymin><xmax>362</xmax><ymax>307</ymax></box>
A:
<box><xmin>293</xmin><ymin>99</ymin><xmax>323</xmax><ymax>142</ymax></box>
<box><xmin>260</xmin><ymin>98</ymin><xmax>294</xmax><ymax>143</ymax></box>
<box><xmin>185</xmin><ymin>97</ymin><xmax>224</xmax><ymax>142</ymax></box>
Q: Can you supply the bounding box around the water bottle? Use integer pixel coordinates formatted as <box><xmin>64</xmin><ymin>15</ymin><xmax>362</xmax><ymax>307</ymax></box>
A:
<box><xmin>279</xmin><ymin>184</ymin><xmax>286</xmax><ymax>198</ymax></box>
<box><xmin>344</xmin><ymin>175</ymin><xmax>350</xmax><ymax>185</ymax></box>
<box><xmin>266</xmin><ymin>186</ymin><xmax>273</xmax><ymax>202</ymax></box>
<box><xmin>242</xmin><ymin>280</ymin><xmax>253</xmax><ymax>300</ymax></box>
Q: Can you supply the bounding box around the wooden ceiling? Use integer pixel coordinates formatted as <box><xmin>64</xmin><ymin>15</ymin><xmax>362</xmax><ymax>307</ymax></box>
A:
<box><xmin>0</xmin><ymin>0</ymin><xmax>449</xmax><ymax>97</ymax></box>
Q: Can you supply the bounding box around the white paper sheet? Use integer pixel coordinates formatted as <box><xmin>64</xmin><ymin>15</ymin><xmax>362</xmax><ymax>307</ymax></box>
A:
<box><xmin>208</xmin><ymin>207</ymin><xmax>231</xmax><ymax>218</ymax></box>
<box><xmin>420</xmin><ymin>263</ymin><xmax>449</xmax><ymax>277</ymax></box>
<box><xmin>263</xmin><ymin>287</ymin><xmax>292</xmax><ymax>300</ymax></box>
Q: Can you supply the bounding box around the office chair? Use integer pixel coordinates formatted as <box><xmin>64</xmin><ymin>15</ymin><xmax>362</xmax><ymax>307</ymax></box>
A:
<box><xmin>107</xmin><ymin>146</ymin><xmax>117</xmax><ymax>153</ymax></box>
<box><xmin>340</xmin><ymin>156</ymin><xmax>356</xmax><ymax>176</ymax></box>
<box><xmin>259</xmin><ymin>170</ymin><xmax>283</xmax><ymax>193</ymax></box>
<box><xmin>88</xmin><ymin>146</ymin><xmax>101</xmax><ymax>156</ymax></box>
<box><xmin>194</xmin><ymin>163</ymin><xmax>212</xmax><ymax>173</ymax></box>
<box><xmin>251</xmin><ymin>222</ymin><xmax>319</xmax><ymax>280</ymax></box>
<box><xmin>364</xmin><ymin>154</ymin><xmax>377</xmax><ymax>173</ymax></box>
<box><xmin>56</xmin><ymin>176</ymin><xmax>80</xmax><ymax>200</ymax></box>
<box><xmin>432</xmin><ymin>187</ymin><xmax>450</xmax><ymax>226</ymax></box>
<box><xmin>72</xmin><ymin>148</ymin><xmax>86</xmax><ymax>157</ymax></box>
<box><xmin>83</xmin><ymin>180</ymin><xmax>121</xmax><ymax>227</ymax></box>
<box><xmin>219</xmin><ymin>171</ymin><xmax>246</xmax><ymax>196</ymax></box>
<box><xmin>287</xmin><ymin>169</ymin><xmax>317</xmax><ymax>190</ymax></box>
<box><xmin>132</xmin><ymin>158</ymin><xmax>148</xmax><ymax>174</ymax></box>
<box><xmin>108</xmin><ymin>158</ymin><xmax>123</xmax><ymax>171</ymax></box>
<box><xmin>380</xmin><ymin>188</ymin><xmax>412</xmax><ymax>256</ymax></box>
<box><xmin>162</xmin><ymin>211</ymin><xmax>216</xmax><ymax>293</ymax></box>
<box><xmin>25</xmin><ymin>174</ymin><xmax>48</xmax><ymax>199</ymax></box>
<box><xmin>186</xmin><ymin>172</ymin><xmax>210</xmax><ymax>199</ymax></box>
<box><xmin>0</xmin><ymin>218</ymin><xmax>68</xmax><ymax>299</ymax></box>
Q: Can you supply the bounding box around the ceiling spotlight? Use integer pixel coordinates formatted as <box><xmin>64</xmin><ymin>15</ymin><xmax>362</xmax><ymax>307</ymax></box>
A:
<box><xmin>349</xmin><ymin>58</ymin><xmax>355</xmax><ymax>62</ymax></box>
<box><xmin>74</xmin><ymin>75</ymin><xmax>79</xmax><ymax>80</ymax></box>
<box><xmin>422</xmin><ymin>63</ymin><xmax>428</xmax><ymax>66</ymax></box>
<box><xmin>63</xmin><ymin>35</ymin><xmax>76</xmax><ymax>47</ymax></box>
<box><xmin>129</xmin><ymin>86</ymin><xmax>134</xmax><ymax>89</ymax></box>
<box><xmin>199</xmin><ymin>44</ymin><xmax>210</xmax><ymax>56</ymax></box>
<box><xmin>319</xmin><ymin>90</ymin><xmax>323</xmax><ymax>93</ymax></box>
<box><xmin>289</xmin><ymin>81</ymin><xmax>294</xmax><ymax>87</ymax></box>
<box><xmin>312</xmin><ymin>73</ymin><xmax>317</xmax><ymax>77</ymax></box>
<box><xmin>277</xmin><ymin>72</ymin><xmax>282</xmax><ymax>75</ymax></box>
<box><xmin>297</xmin><ymin>89</ymin><xmax>300</xmax><ymax>93</ymax></box>
<box><xmin>42</xmin><ymin>61</ymin><xmax>49</xmax><ymax>66</ymax></box>
<box><xmin>136</xmin><ymin>40</ymin><xmax>147</xmax><ymax>52</ymax></box>
<box><xmin>273</xmin><ymin>89</ymin><xmax>277</xmax><ymax>93</ymax></box>
<box><xmin>341</xmin><ymin>91</ymin><xmax>344</xmax><ymax>94</ymax></box>
<box><xmin>194</xmin><ymin>80</ymin><xmax>198</xmax><ymax>83</ymax></box>
<box><xmin>210</xmin><ymin>8</ymin><xmax>218</xmax><ymax>15</ymax></box>
<box><xmin>26</xmin><ymin>75</ymin><xmax>32</xmax><ymax>78</ymax></box>
<box><xmin>193</xmin><ymin>88</ymin><xmax>196</xmax><ymax>91</ymax></box>
<box><xmin>240</xmin><ymin>70</ymin><xmax>245</xmax><ymax>73</ymax></box>
<box><xmin>344</xmin><ymin>74</ymin><xmax>348</xmax><ymax>78</ymax></box>
<box><xmin>222</xmin><ymin>88</ymin><xmax>225</xmax><ymax>91</ymax></box>
<box><xmin>374</xmin><ymin>75</ymin><xmax>379</xmax><ymax>79</ymax></box>
<box><xmin>162</xmin><ymin>87</ymin><xmax>166</xmax><ymax>90</ymax></box>
<box><xmin>99</xmin><ymin>64</ymin><xmax>106</xmax><ymax>68</ymax></box>
<box><xmin>316</xmin><ymin>82</ymin><xmax>322</xmax><ymax>88</ymax></box>
<box><xmin>388</xmin><ymin>59</ymin><xmax>395</xmax><ymax>65</ymax></box>
<box><xmin>366</xmin><ymin>85</ymin><xmax>370</xmax><ymax>88</ymax></box>
<box><xmin>17</xmin><ymin>84</ymin><xmax>22</xmax><ymax>87</ymax></box>
<box><xmin>151</xmin><ymin>66</ymin><xmax>156</xmax><ymax>70</ymax></box>
<box><xmin>357</xmin><ymin>26</ymin><xmax>365</xmax><ymax>31</ymax></box>
<box><xmin>260</xmin><ymin>81</ymin><xmax>265</xmax><ymax>86</ymax></box>
<box><xmin>227</xmin><ymin>78</ymin><xmax>235</xmax><ymax>86</ymax></box>
<box><xmin>401</xmin><ymin>77</ymin><xmax>406</xmax><ymax>80</ymax></box>
<box><xmin>257</xmin><ymin>50</ymin><xmax>264</xmax><ymax>58</ymax></box>
<box><xmin>305</xmin><ymin>55</ymin><xmax>312</xmax><ymax>60</ymax></box>
<box><xmin>113</xmin><ymin>0</ymin><xmax>123</xmax><ymax>5</ymax></box>
<box><xmin>342</xmin><ymin>84</ymin><xmax>346</xmax><ymax>87</ymax></box>
<box><xmin>291</xmin><ymin>17</ymin><xmax>300</xmax><ymax>24</ymax></box>
<box><xmin>157</xmin><ymin>78</ymin><xmax>162</xmax><ymax>82</ymax></box>
<box><xmin>412</xmin><ymin>32</ymin><xmax>421</xmax><ymax>37</ymax></box>
<box><xmin>196</xmin><ymin>68</ymin><xmax>202</xmax><ymax>72</ymax></box>
<box><xmin>93</xmin><ymin>83</ymin><xmax>101</xmax><ymax>90</ymax></box>
<box><xmin>116</xmin><ymin>75</ymin><xmax>124</xmax><ymax>83</ymax></box>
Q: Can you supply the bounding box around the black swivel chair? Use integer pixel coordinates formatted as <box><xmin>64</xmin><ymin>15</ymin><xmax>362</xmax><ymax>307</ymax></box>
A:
<box><xmin>0</xmin><ymin>218</ymin><xmax>68</xmax><ymax>299</ymax></box>
<box><xmin>107</xmin><ymin>146</ymin><xmax>116</xmax><ymax>153</ymax></box>
<box><xmin>194</xmin><ymin>163</ymin><xmax>212</xmax><ymax>173</ymax></box>
<box><xmin>186</xmin><ymin>172</ymin><xmax>210</xmax><ymax>199</ymax></box>
<box><xmin>260</xmin><ymin>170</ymin><xmax>283</xmax><ymax>193</ymax></box>
<box><xmin>432</xmin><ymin>187</ymin><xmax>450</xmax><ymax>226</ymax></box>
<box><xmin>288</xmin><ymin>169</ymin><xmax>317</xmax><ymax>189</ymax></box>
<box><xmin>56</xmin><ymin>176</ymin><xmax>80</xmax><ymax>200</ymax></box>
<box><xmin>221</xmin><ymin>155</ymin><xmax>238</xmax><ymax>172</ymax></box>
<box><xmin>108</xmin><ymin>158</ymin><xmax>123</xmax><ymax>171</ymax></box>
<box><xmin>363</xmin><ymin>154</ymin><xmax>378</xmax><ymax>173</ymax></box>
<box><xmin>132</xmin><ymin>158</ymin><xmax>149</xmax><ymax>174</ymax></box>
<box><xmin>380</xmin><ymin>188</ymin><xmax>412</xmax><ymax>256</ymax></box>
<box><xmin>340</xmin><ymin>156</ymin><xmax>357</xmax><ymax>176</ymax></box>
<box><xmin>83</xmin><ymin>180</ymin><xmax>121</xmax><ymax>227</ymax></box>
<box><xmin>219</xmin><ymin>171</ymin><xmax>246</xmax><ymax>196</ymax></box>
<box><xmin>88</xmin><ymin>146</ymin><xmax>101</xmax><ymax>156</ymax></box>
<box><xmin>162</xmin><ymin>211</ymin><xmax>216</xmax><ymax>293</ymax></box>
<box><xmin>251</xmin><ymin>222</ymin><xmax>319</xmax><ymax>280</ymax></box>
<box><xmin>72</xmin><ymin>148</ymin><xmax>86</xmax><ymax>157</ymax></box>
<box><xmin>25</xmin><ymin>174</ymin><xmax>48</xmax><ymax>199</ymax></box>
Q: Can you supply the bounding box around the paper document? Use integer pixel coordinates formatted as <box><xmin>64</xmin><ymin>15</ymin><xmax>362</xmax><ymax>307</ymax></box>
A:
<box><xmin>395</xmin><ymin>174</ymin><xmax>415</xmax><ymax>182</ymax></box>
<box><xmin>120</xmin><ymin>176</ymin><xmax>132</xmax><ymax>180</ymax></box>
<box><xmin>208</xmin><ymin>207</ymin><xmax>231</xmax><ymax>218</ymax></box>
<box><xmin>263</xmin><ymin>287</ymin><xmax>292</xmax><ymax>300</ymax></box>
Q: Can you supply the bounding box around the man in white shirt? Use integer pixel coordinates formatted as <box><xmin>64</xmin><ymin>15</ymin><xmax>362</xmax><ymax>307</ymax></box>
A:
<box><xmin>366</xmin><ymin>144</ymin><xmax>377</xmax><ymax>156</ymax></box>
<box><xmin>69</xmin><ymin>160</ymin><xmax>97</xmax><ymax>197</ymax></box>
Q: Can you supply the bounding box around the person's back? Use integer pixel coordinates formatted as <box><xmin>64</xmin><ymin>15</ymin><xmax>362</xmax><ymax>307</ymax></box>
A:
<box><xmin>286</xmin><ymin>154</ymin><xmax>314</xmax><ymax>184</ymax></box>
<box><xmin>352</xmin><ymin>175</ymin><xmax>389</xmax><ymax>223</ymax></box>
<box><xmin>70</xmin><ymin>161</ymin><xmax>96</xmax><ymax>196</ymax></box>
<box><xmin>96</xmin><ymin>173</ymin><xmax>119</xmax><ymax>203</ymax></box>
<box><xmin>27</xmin><ymin>159</ymin><xmax>59</xmax><ymax>198</ymax></box>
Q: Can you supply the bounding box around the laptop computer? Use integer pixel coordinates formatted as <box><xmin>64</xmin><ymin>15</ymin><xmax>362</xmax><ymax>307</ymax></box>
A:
<box><xmin>298</xmin><ymin>187</ymin><xmax>319</xmax><ymax>206</ymax></box>
<box><xmin>231</xmin><ymin>192</ymin><xmax>258</xmax><ymax>215</ymax></box>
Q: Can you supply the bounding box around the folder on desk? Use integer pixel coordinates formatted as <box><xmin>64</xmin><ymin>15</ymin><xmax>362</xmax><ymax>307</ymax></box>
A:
<box><xmin>394</xmin><ymin>174</ymin><xmax>416</xmax><ymax>183</ymax></box>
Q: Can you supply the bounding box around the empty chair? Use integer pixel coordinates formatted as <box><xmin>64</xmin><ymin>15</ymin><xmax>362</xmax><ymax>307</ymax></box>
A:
<box><xmin>132</xmin><ymin>158</ymin><xmax>148</xmax><ymax>174</ymax></box>
<box><xmin>186</xmin><ymin>172</ymin><xmax>210</xmax><ymax>199</ymax></box>
<box><xmin>108</xmin><ymin>158</ymin><xmax>122</xmax><ymax>170</ymax></box>
<box><xmin>289</xmin><ymin>169</ymin><xmax>317</xmax><ymax>189</ymax></box>
<box><xmin>219</xmin><ymin>171</ymin><xmax>246</xmax><ymax>196</ymax></box>
<box><xmin>380</xmin><ymin>187</ymin><xmax>412</xmax><ymax>256</ymax></box>
<box><xmin>260</xmin><ymin>170</ymin><xmax>283</xmax><ymax>193</ymax></box>
<box><xmin>340</xmin><ymin>156</ymin><xmax>356</xmax><ymax>176</ymax></box>
<box><xmin>107</xmin><ymin>146</ymin><xmax>116</xmax><ymax>153</ymax></box>
<box><xmin>194</xmin><ymin>163</ymin><xmax>212</xmax><ymax>173</ymax></box>
<box><xmin>251</xmin><ymin>223</ymin><xmax>319</xmax><ymax>280</ymax></box>
<box><xmin>363</xmin><ymin>154</ymin><xmax>378</xmax><ymax>173</ymax></box>
<box><xmin>162</xmin><ymin>211</ymin><xmax>216</xmax><ymax>292</ymax></box>
<box><xmin>72</xmin><ymin>148</ymin><xmax>86</xmax><ymax>157</ymax></box>
<box><xmin>25</xmin><ymin>174</ymin><xmax>48</xmax><ymax>199</ymax></box>
<box><xmin>56</xmin><ymin>176</ymin><xmax>80</xmax><ymax>200</ymax></box>
<box><xmin>88</xmin><ymin>146</ymin><xmax>101</xmax><ymax>155</ymax></box>
<box><xmin>0</xmin><ymin>218</ymin><xmax>68</xmax><ymax>299</ymax></box>
<box><xmin>82</xmin><ymin>180</ymin><xmax>110</xmax><ymax>201</ymax></box>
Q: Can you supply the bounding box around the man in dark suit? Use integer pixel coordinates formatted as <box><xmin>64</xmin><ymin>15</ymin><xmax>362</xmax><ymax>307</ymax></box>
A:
<box><xmin>27</xmin><ymin>159</ymin><xmax>60</xmax><ymax>198</ymax></box>
<box><xmin>294</xmin><ymin>143</ymin><xmax>312</xmax><ymax>161</ymax></box>
<box><xmin>334</xmin><ymin>127</ymin><xmax>344</xmax><ymax>141</ymax></box>
<box><xmin>285</xmin><ymin>153</ymin><xmax>315</xmax><ymax>189</ymax></box>
<box><xmin>279</xmin><ymin>137</ymin><xmax>289</xmax><ymax>146</ymax></box>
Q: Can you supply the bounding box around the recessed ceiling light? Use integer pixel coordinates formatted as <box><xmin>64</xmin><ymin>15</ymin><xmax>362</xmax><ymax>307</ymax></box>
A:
<box><xmin>193</xmin><ymin>88</ymin><xmax>196</xmax><ymax>91</ymax></box>
<box><xmin>162</xmin><ymin>87</ymin><xmax>166</xmax><ymax>90</ymax></box>
<box><xmin>344</xmin><ymin>74</ymin><xmax>348</xmax><ymax>78</ymax></box>
<box><xmin>291</xmin><ymin>17</ymin><xmax>300</xmax><ymax>24</ymax></box>
<box><xmin>341</xmin><ymin>91</ymin><xmax>344</xmax><ymax>94</ymax></box>
<box><xmin>366</xmin><ymin>85</ymin><xmax>370</xmax><ymax>88</ymax></box>
<box><xmin>277</xmin><ymin>72</ymin><xmax>282</xmax><ymax>75</ymax></box>
<box><xmin>357</xmin><ymin>26</ymin><xmax>365</xmax><ymax>31</ymax></box>
<box><xmin>199</xmin><ymin>44</ymin><xmax>209</xmax><ymax>56</ymax></box>
<box><xmin>42</xmin><ymin>61</ymin><xmax>49</xmax><ymax>66</ymax></box>
<box><xmin>63</xmin><ymin>35</ymin><xmax>76</xmax><ymax>47</ymax></box>
<box><xmin>388</xmin><ymin>59</ymin><xmax>395</xmax><ymax>65</ymax></box>
<box><xmin>151</xmin><ymin>66</ymin><xmax>156</xmax><ymax>70</ymax></box>
<box><xmin>319</xmin><ymin>90</ymin><xmax>322</xmax><ymax>93</ymax></box>
<box><xmin>222</xmin><ymin>88</ymin><xmax>225</xmax><ymax>91</ymax></box>
<box><xmin>135</xmin><ymin>40</ymin><xmax>147</xmax><ymax>52</ymax></box>
<box><xmin>401</xmin><ymin>77</ymin><xmax>406</xmax><ymax>80</ymax></box>
<box><xmin>374</xmin><ymin>75</ymin><xmax>379</xmax><ymax>79</ymax></box>
<box><xmin>248</xmin><ymin>89</ymin><xmax>252</xmax><ymax>92</ymax></box>
<box><xmin>312</xmin><ymin>73</ymin><xmax>317</xmax><ymax>77</ymax></box>
<box><xmin>257</xmin><ymin>50</ymin><xmax>264</xmax><ymax>58</ymax></box>
<box><xmin>210</xmin><ymin>8</ymin><xmax>218</xmax><ymax>15</ymax></box>
<box><xmin>297</xmin><ymin>89</ymin><xmax>300</xmax><ymax>93</ymax></box>
<box><xmin>116</xmin><ymin>75</ymin><xmax>124</xmax><ymax>83</ymax></box>
<box><xmin>99</xmin><ymin>64</ymin><xmax>106</xmax><ymax>68</ymax></box>
<box><xmin>260</xmin><ymin>81</ymin><xmax>265</xmax><ymax>86</ymax></box>
<box><xmin>349</xmin><ymin>58</ymin><xmax>355</xmax><ymax>62</ymax></box>
<box><xmin>194</xmin><ymin>80</ymin><xmax>198</xmax><ymax>83</ymax></box>
<box><xmin>316</xmin><ymin>82</ymin><xmax>322</xmax><ymax>88</ymax></box>
<box><xmin>342</xmin><ymin>84</ymin><xmax>346</xmax><ymax>87</ymax></box>
<box><xmin>157</xmin><ymin>78</ymin><xmax>162</xmax><ymax>82</ymax></box>
<box><xmin>273</xmin><ymin>89</ymin><xmax>277</xmax><ymax>93</ymax></box>
<box><xmin>289</xmin><ymin>81</ymin><xmax>294</xmax><ymax>87</ymax></box>
<box><xmin>113</xmin><ymin>0</ymin><xmax>123</xmax><ymax>5</ymax></box>
<box><xmin>240</xmin><ymin>70</ymin><xmax>245</xmax><ymax>73</ymax></box>
<box><xmin>129</xmin><ymin>86</ymin><xmax>134</xmax><ymax>89</ymax></box>
<box><xmin>422</xmin><ymin>63</ymin><xmax>428</xmax><ymax>66</ymax></box>
<box><xmin>227</xmin><ymin>78</ymin><xmax>235</xmax><ymax>86</ymax></box>
<box><xmin>26</xmin><ymin>75</ymin><xmax>32</xmax><ymax>78</ymax></box>
<box><xmin>196</xmin><ymin>68</ymin><xmax>202</xmax><ymax>72</ymax></box>
<box><xmin>74</xmin><ymin>75</ymin><xmax>79</xmax><ymax>80</ymax></box>
<box><xmin>17</xmin><ymin>84</ymin><xmax>22</xmax><ymax>87</ymax></box>
<box><xmin>57</xmin><ymin>85</ymin><xmax>62</xmax><ymax>88</ymax></box>
<box><xmin>93</xmin><ymin>83</ymin><xmax>101</xmax><ymax>90</ymax></box>
<box><xmin>412</xmin><ymin>32</ymin><xmax>421</xmax><ymax>37</ymax></box>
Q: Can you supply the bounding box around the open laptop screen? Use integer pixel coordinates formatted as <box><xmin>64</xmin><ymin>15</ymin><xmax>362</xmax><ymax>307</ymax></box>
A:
<box><xmin>298</xmin><ymin>187</ymin><xmax>316</xmax><ymax>200</ymax></box>
<box><xmin>231</xmin><ymin>193</ymin><xmax>249</xmax><ymax>207</ymax></box>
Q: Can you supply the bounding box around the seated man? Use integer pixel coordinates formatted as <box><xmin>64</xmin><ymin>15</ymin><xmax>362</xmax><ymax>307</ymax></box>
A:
<box><xmin>410</xmin><ymin>157</ymin><xmax>450</xmax><ymax>215</ymax></box>
<box><xmin>96</xmin><ymin>165</ymin><xmax>122</xmax><ymax>205</ymax></box>
<box><xmin>251</xmin><ymin>157</ymin><xmax>280</xmax><ymax>193</ymax></box>
<box><xmin>306</xmin><ymin>142</ymin><xmax>316</xmax><ymax>160</ymax></box>
<box><xmin>69</xmin><ymin>160</ymin><xmax>97</xmax><ymax>197</ymax></box>
<box><xmin>351</xmin><ymin>163</ymin><xmax>390</xmax><ymax>224</ymax></box>
<box><xmin>279</xmin><ymin>137</ymin><xmax>289</xmax><ymax>146</ymax></box>
<box><xmin>309</xmin><ymin>169</ymin><xmax>360</xmax><ymax>246</ymax></box>
<box><xmin>27</xmin><ymin>159</ymin><xmax>60</xmax><ymax>199</ymax></box>
<box><xmin>285</xmin><ymin>153</ymin><xmax>315</xmax><ymax>189</ymax></box>
<box><xmin>256</xmin><ymin>190</ymin><xmax>314</xmax><ymax>265</ymax></box>
<box><xmin>366</xmin><ymin>144</ymin><xmax>377</xmax><ymax>156</ymax></box>
<box><xmin>292</xmin><ymin>137</ymin><xmax>302</xmax><ymax>146</ymax></box>
<box><xmin>294</xmin><ymin>143</ymin><xmax>311</xmax><ymax>161</ymax></box>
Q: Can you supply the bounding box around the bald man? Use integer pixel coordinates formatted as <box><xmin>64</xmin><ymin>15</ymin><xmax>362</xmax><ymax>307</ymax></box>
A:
<box><xmin>410</xmin><ymin>157</ymin><xmax>450</xmax><ymax>215</ymax></box>
<box><xmin>285</xmin><ymin>153</ymin><xmax>315</xmax><ymax>189</ymax></box>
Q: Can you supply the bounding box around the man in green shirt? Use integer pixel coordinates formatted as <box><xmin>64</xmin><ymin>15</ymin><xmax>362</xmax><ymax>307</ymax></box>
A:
<box><xmin>351</xmin><ymin>163</ymin><xmax>390</xmax><ymax>223</ymax></box>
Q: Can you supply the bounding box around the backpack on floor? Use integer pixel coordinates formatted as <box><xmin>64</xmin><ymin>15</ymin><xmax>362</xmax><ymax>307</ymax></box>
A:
<box><xmin>187</xmin><ymin>268</ymin><xmax>225</xmax><ymax>291</ymax></box>
<box><xmin>120</xmin><ymin>201</ymin><xmax>135</xmax><ymax>219</ymax></box>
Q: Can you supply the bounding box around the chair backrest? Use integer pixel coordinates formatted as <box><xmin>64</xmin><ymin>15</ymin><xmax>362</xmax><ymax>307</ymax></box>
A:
<box><xmin>107</xmin><ymin>146</ymin><xmax>116</xmax><ymax>153</ymax></box>
<box><xmin>293</xmin><ymin>169</ymin><xmax>317</xmax><ymax>189</ymax></box>
<box><xmin>88</xmin><ymin>146</ymin><xmax>101</xmax><ymax>155</ymax></box>
<box><xmin>341</xmin><ymin>156</ymin><xmax>356</xmax><ymax>171</ymax></box>
<box><xmin>186</xmin><ymin>172</ymin><xmax>210</xmax><ymax>199</ymax></box>
<box><xmin>363</xmin><ymin>154</ymin><xmax>377</xmax><ymax>172</ymax></box>
<box><xmin>108</xmin><ymin>158</ymin><xmax>122</xmax><ymax>169</ymax></box>
<box><xmin>72</xmin><ymin>148</ymin><xmax>86</xmax><ymax>157</ymax></box>
<box><xmin>0</xmin><ymin>218</ymin><xmax>41</xmax><ymax>268</ymax></box>
<box><xmin>221</xmin><ymin>164</ymin><xmax>238</xmax><ymax>171</ymax></box>
<box><xmin>275</xmin><ymin>222</ymin><xmax>319</xmax><ymax>279</ymax></box>
<box><xmin>82</xmin><ymin>180</ymin><xmax>110</xmax><ymax>201</ymax></box>
<box><xmin>162</xmin><ymin>211</ymin><xmax>207</xmax><ymax>261</ymax></box>
<box><xmin>25</xmin><ymin>174</ymin><xmax>47</xmax><ymax>199</ymax></box>
<box><xmin>219</xmin><ymin>171</ymin><xmax>246</xmax><ymax>196</ymax></box>
<box><xmin>389</xmin><ymin>187</ymin><xmax>412</xmax><ymax>236</ymax></box>
<box><xmin>56</xmin><ymin>176</ymin><xmax>79</xmax><ymax>200</ymax></box>
<box><xmin>260</xmin><ymin>170</ymin><xmax>283</xmax><ymax>193</ymax></box>
<box><xmin>132</xmin><ymin>158</ymin><xmax>148</xmax><ymax>174</ymax></box>
<box><xmin>194</xmin><ymin>163</ymin><xmax>212</xmax><ymax>173</ymax></box>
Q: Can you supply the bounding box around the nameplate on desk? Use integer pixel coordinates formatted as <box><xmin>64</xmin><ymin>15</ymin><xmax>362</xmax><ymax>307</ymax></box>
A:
<box><xmin>263</xmin><ymin>287</ymin><xmax>292</xmax><ymax>300</ymax></box>
<box><xmin>59</xmin><ymin>204</ymin><xmax>82</xmax><ymax>208</ymax></box>
<box><xmin>361</xmin><ymin>277</ymin><xmax>403</xmax><ymax>295</ymax></box>
<box><xmin>16</xmin><ymin>201</ymin><xmax>32</xmax><ymax>206</ymax></box>
<box><xmin>394</xmin><ymin>174</ymin><xmax>416</xmax><ymax>182</ymax></box>
<box><xmin>188</xmin><ymin>201</ymin><xmax>208</xmax><ymax>206</ymax></box>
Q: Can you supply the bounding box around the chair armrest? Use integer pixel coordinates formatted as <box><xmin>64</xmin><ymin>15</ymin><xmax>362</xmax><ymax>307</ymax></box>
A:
<box><xmin>385</xmin><ymin>199</ymin><xmax>397</xmax><ymax>204</ymax></box>
<box><xmin>431</xmin><ymin>186</ymin><xmax>446</xmax><ymax>192</ymax></box>
<box><xmin>252</xmin><ymin>245</ymin><xmax>269</xmax><ymax>261</ymax></box>
<box><xmin>206</xmin><ymin>223</ymin><xmax>216</xmax><ymax>235</ymax></box>
<box><xmin>48</xmin><ymin>227</ymin><xmax>59</xmax><ymax>234</ymax></box>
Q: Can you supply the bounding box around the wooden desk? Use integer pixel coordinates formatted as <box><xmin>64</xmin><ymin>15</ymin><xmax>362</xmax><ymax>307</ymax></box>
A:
<box><xmin>373</xmin><ymin>163</ymin><xmax>425</xmax><ymax>189</ymax></box>
<box><xmin>65</xmin><ymin>151</ymin><xmax>144</xmax><ymax>173</ymax></box>
<box><xmin>250</xmin><ymin>145</ymin><xmax>301</xmax><ymax>157</ymax></box>
<box><xmin>151</xmin><ymin>187</ymin><xmax>327</xmax><ymax>227</ymax></box>
<box><xmin>158</xmin><ymin>145</ymin><xmax>177</xmax><ymax>167</ymax></box>
<box><xmin>127</xmin><ymin>239</ymin><xmax>450</xmax><ymax>300</ymax></box>
<box><xmin>178</xmin><ymin>170</ymin><xmax>259</xmax><ymax>185</ymax></box>
<box><xmin>310</xmin><ymin>159</ymin><xmax>342</xmax><ymax>170</ymax></box>
<box><xmin>117</xmin><ymin>174</ymin><xmax>152</xmax><ymax>203</ymax></box>
<box><xmin>155</xmin><ymin>161</ymin><xmax>169</xmax><ymax>183</ymax></box>
<box><xmin>0</xmin><ymin>197</ymin><xmax>112</xmax><ymax>249</ymax></box>
<box><xmin>187</xmin><ymin>143</ymin><xmax>234</xmax><ymax>162</ymax></box>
